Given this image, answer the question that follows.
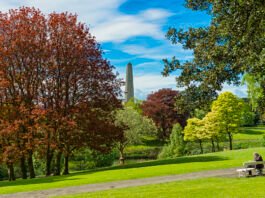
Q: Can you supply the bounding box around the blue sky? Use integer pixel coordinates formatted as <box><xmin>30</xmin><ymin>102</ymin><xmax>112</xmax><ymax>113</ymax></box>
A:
<box><xmin>0</xmin><ymin>0</ymin><xmax>247</xmax><ymax>99</ymax></box>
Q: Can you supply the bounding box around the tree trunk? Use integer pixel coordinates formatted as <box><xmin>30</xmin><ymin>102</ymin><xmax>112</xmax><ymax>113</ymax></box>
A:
<box><xmin>54</xmin><ymin>151</ymin><xmax>62</xmax><ymax>176</ymax></box>
<box><xmin>63</xmin><ymin>154</ymin><xmax>69</xmax><ymax>175</ymax></box>
<box><xmin>199</xmin><ymin>140</ymin><xmax>203</xmax><ymax>154</ymax></box>
<box><xmin>228</xmin><ymin>132</ymin><xmax>233</xmax><ymax>150</ymax></box>
<box><xmin>46</xmin><ymin>149</ymin><xmax>54</xmax><ymax>176</ymax></box>
<box><xmin>7</xmin><ymin>163</ymin><xmax>16</xmax><ymax>181</ymax></box>
<box><xmin>27</xmin><ymin>151</ymin><xmax>35</xmax><ymax>178</ymax></box>
<box><xmin>119</xmin><ymin>144</ymin><xmax>125</xmax><ymax>165</ymax></box>
<box><xmin>20</xmin><ymin>155</ymin><xmax>27</xmax><ymax>179</ymax></box>
<box><xmin>216</xmin><ymin>138</ymin><xmax>220</xmax><ymax>151</ymax></box>
<box><xmin>211</xmin><ymin>138</ymin><xmax>215</xmax><ymax>152</ymax></box>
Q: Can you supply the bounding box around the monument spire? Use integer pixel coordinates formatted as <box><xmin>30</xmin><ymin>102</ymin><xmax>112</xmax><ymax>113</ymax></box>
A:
<box><xmin>125</xmin><ymin>62</ymin><xmax>134</xmax><ymax>102</ymax></box>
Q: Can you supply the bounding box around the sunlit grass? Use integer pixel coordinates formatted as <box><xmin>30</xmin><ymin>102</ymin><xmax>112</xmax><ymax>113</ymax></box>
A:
<box><xmin>0</xmin><ymin>147</ymin><xmax>264</xmax><ymax>194</ymax></box>
<box><xmin>59</xmin><ymin>177</ymin><xmax>265</xmax><ymax>198</ymax></box>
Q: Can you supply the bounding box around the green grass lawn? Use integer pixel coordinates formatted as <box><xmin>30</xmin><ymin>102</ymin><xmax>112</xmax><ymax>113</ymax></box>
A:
<box><xmin>0</xmin><ymin>147</ymin><xmax>264</xmax><ymax>195</ymax></box>
<box><xmin>59</xmin><ymin>177</ymin><xmax>265</xmax><ymax>198</ymax></box>
<box><xmin>235</xmin><ymin>126</ymin><xmax>265</xmax><ymax>140</ymax></box>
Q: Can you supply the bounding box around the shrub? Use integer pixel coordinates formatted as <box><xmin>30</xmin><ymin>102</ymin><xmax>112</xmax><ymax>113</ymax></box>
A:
<box><xmin>158</xmin><ymin>124</ymin><xmax>185</xmax><ymax>159</ymax></box>
<box><xmin>70</xmin><ymin>149</ymin><xmax>117</xmax><ymax>171</ymax></box>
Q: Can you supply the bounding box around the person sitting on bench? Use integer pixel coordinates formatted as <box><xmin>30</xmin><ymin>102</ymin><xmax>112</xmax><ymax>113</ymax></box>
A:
<box><xmin>254</xmin><ymin>152</ymin><xmax>264</xmax><ymax>175</ymax></box>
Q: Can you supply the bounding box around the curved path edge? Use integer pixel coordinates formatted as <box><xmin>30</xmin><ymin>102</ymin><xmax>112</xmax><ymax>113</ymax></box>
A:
<box><xmin>0</xmin><ymin>168</ymin><xmax>238</xmax><ymax>198</ymax></box>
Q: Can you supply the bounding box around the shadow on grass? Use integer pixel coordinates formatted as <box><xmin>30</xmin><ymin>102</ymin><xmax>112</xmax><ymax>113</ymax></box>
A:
<box><xmin>0</xmin><ymin>175</ymin><xmax>80</xmax><ymax>188</ymax></box>
<box><xmin>107</xmin><ymin>155</ymin><xmax>229</xmax><ymax>171</ymax></box>
<box><xmin>0</xmin><ymin>155</ymin><xmax>228</xmax><ymax>188</ymax></box>
<box><xmin>239</xmin><ymin>129</ymin><xmax>264</xmax><ymax>135</ymax></box>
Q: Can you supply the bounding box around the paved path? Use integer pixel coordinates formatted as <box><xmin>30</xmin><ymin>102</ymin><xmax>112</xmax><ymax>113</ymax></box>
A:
<box><xmin>0</xmin><ymin>168</ymin><xmax>238</xmax><ymax>198</ymax></box>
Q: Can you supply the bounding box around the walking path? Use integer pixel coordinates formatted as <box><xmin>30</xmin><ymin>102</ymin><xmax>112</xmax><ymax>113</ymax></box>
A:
<box><xmin>0</xmin><ymin>168</ymin><xmax>238</xmax><ymax>198</ymax></box>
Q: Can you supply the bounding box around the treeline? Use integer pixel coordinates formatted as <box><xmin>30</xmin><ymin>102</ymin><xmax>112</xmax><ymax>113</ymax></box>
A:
<box><xmin>0</xmin><ymin>7</ymin><xmax>123</xmax><ymax>181</ymax></box>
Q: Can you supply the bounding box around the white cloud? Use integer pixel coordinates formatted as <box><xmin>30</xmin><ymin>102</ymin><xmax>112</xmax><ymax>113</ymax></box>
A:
<box><xmin>119</xmin><ymin>71</ymin><xmax>180</xmax><ymax>99</ymax></box>
<box><xmin>121</xmin><ymin>43</ymin><xmax>193</xmax><ymax>60</ymax></box>
<box><xmin>91</xmin><ymin>9</ymin><xmax>173</xmax><ymax>43</ymax></box>
<box><xmin>219</xmin><ymin>83</ymin><xmax>247</xmax><ymax>98</ymax></box>
<box><xmin>0</xmin><ymin>0</ymin><xmax>172</xmax><ymax>43</ymax></box>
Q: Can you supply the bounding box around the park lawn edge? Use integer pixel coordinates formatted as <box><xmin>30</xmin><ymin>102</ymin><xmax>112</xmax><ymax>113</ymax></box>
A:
<box><xmin>0</xmin><ymin>147</ymin><xmax>264</xmax><ymax>195</ymax></box>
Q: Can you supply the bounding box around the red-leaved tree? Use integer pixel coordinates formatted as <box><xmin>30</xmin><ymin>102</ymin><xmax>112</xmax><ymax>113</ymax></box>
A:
<box><xmin>141</xmin><ymin>89</ymin><xmax>186</xmax><ymax>140</ymax></box>
<box><xmin>0</xmin><ymin>7</ymin><xmax>122</xmax><ymax>179</ymax></box>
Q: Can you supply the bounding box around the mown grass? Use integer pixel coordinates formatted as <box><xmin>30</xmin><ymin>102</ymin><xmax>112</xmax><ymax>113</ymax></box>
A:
<box><xmin>59</xmin><ymin>177</ymin><xmax>265</xmax><ymax>198</ymax></box>
<box><xmin>0</xmin><ymin>147</ymin><xmax>264</xmax><ymax>194</ymax></box>
<box><xmin>235</xmin><ymin>126</ymin><xmax>265</xmax><ymax>140</ymax></box>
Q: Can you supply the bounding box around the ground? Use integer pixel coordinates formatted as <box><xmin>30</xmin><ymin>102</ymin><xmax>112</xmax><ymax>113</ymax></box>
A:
<box><xmin>59</xmin><ymin>177</ymin><xmax>265</xmax><ymax>198</ymax></box>
<box><xmin>0</xmin><ymin>126</ymin><xmax>265</xmax><ymax>197</ymax></box>
<box><xmin>0</xmin><ymin>147</ymin><xmax>264</xmax><ymax>195</ymax></box>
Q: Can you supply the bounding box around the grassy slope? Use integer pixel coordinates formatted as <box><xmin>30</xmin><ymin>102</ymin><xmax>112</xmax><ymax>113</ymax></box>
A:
<box><xmin>0</xmin><ymin>147</ymin><xmax>264</xmax><ymax>194</ymax></box>
<box><xmin>235</xmin><ymin>126</ymin><xmax>265</xmax><ymax>140</ymax></box>
<box><xmin>60</xmin><ymin>177</ymin><xmax>265</xmax><ymax>198</ymax></box>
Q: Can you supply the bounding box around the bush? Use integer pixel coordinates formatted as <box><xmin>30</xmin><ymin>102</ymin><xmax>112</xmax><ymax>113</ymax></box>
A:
<box><xmin>0</xmin><ymin>165</ymin><xmax>8</xmax><ymax>181</ymax></box>
<box><xmin>159</xmin><ymin>124</ymin><xmax>185</xmax><ymax>159</ymax></box>
<box><xmin>92</xmin><ymin>150</ymin><xmax>117</xmax><ymax>168</ymax></box>
<box><xmin>70</xmin><ymin>149</ymin><xmax>117</xmax><ymax>171</ymax></box>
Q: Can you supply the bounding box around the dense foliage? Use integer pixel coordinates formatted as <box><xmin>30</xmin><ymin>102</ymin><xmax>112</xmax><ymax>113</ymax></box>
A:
<box><xmin>115</xmin><ymin>106</ymin><xmax>157</xmax><ymax>164</ymax></box>
<box><xmin>163</xmin><ymin>0</ymin><xmax>265</xmax><ymax>94</ymax></box>
<box><xmin>0</xmin><ymin>7</ymin><xmax>122</xmax><ymax>181</ymax></box>
<box><xmin>141</xmin><ymin>89</ymin><xmax>186</xmax><ymax>140</ymax></box>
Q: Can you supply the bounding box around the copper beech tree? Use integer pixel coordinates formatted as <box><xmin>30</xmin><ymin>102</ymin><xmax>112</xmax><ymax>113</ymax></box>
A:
<box><xmin>141</xmin><ymin>89</ymin><xmax>186</xmax><ymax>140</ymax></box>
<box><xmin>0</xmin><ymin>7</ymin><xmax>122</xmax><ymax>180</ymax></box>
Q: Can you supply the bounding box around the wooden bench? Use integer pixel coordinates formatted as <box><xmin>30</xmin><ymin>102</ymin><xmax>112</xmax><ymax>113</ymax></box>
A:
<box><xmin>236</xmin><ymin>161</ymin><xmax>265</xmax><ymax>177</ymax></box>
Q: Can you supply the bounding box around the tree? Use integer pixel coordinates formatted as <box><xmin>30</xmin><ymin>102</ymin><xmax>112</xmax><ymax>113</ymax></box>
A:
<box><xmin>163</xmin><ymin>0</ymin><xmax>265</xmax><ymax>95</ymax></box>
<box><xmin>242</xmin><ymin>74</ymin><xmax>263</xmax><ymax>111</ymax></box>
<box><xmin>115</xmin><ymin>107</ymin><xmax>157</xmax><ymax>164</ymax></box>
<box><xmin>175</xmin><ymin>86</ymin><xmax>216</xmax><ymax>119</ymax></box>
<box><xmin>184</xmin><ymin>118</ymin><xmax>211</xmax><ymax>154</ymax></box>
<box><xmin>141</xmin><ymin>89</ymin><xmax>186</xmax><ymax>140</ymax></box>
<box><xmin>241</xmin><ymin>101</ymin><xmax>256</xmax><ymax>126</ymax></box>
<box><xmin>202</xmin><ymin>111</ymin><xmax>223</xmax><ymax>152</ymax></box>
<box><xmin>124</xmin><ymin>98</ymin><xmax>143</xmax><ymax>114</ymax></box>
<box><xmin>0</xmin><ymin>7</ymin><xmax>122</xmax><ymax>179</ymax></box>
<box><xmin>211</xmin><ymin>92</ymin><xmax>244</xmax><ymax>150</ymax></box>
<box><xmin>159</xmin><ymin>123</ymin><xmax>185</xmax><ymax>159</ymax></box>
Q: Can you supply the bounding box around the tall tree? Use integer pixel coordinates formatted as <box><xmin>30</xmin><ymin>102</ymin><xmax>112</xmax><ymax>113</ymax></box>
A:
<box><xmin>163</xmin><ymin>0</ymin><xmax>265</xmax><ymax>95</ymax></box>
<box><xmin>242</xmin><ymin>74</ymin><xmax>263</xmax><ymax>111</ymax></box>
<box><xmin>0</xmin><ymin>7</ymin><xmax>122</xmax><ymax>179</ymax></box>
<box><xmin>0</xmin><ymin>7</ymin><xmax>47</xmax><ymax>179</ymax></box>
<box><xmin>141</xmin><ymin>89</ymin><xmax>186</xmax><ymax>140</ymax></box>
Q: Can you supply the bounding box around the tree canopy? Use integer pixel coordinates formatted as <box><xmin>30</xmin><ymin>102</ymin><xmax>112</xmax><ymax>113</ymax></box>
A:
<box><xmin>141</xmin><ymin>89</ymin><xmax>186</xmax><ymax>140</ymax></box>
<box><xmin>211</xmin><ymin>92</ymin><xmax>244</xmax><ymax>150</ymax></box>
<box><xmin>115</xmin><ymin>107</ymin><xmax>157</xmax><ymax>164</ymax></box>
<box><xmin>163</xmin><ymin>0</ymin><xmax>265</xmax><ymax>92</ymax></box>
<box><xmin>0</xmin><ymin>7</ymin><xmax>122</xmax><ymax>180</ymax></box>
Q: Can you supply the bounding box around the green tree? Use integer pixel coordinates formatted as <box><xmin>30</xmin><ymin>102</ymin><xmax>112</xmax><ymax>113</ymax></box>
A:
<box><xmin>241</xmin><ymin>101</ymin><xmax>256</xmax><ymax>126</ymax></box>
<box><xmin>163</xmin><ymin>0</ymin><xmax>265</xmax><ymax>95</ymax></box>
<box><xmin>242</xmin><ymin>74</ymin><xmax>263</xmax><ymax>111</ymax></box>
<box><xmin>115</xmin><ymin>107</ymin><xmax>157</xmax><ymax>164</ymax></box>
<box><xmin>211</xmin><ymin>92</ymin><xmax>244</xmax><ymax>150</ymax></box>
<box><xmin>203</xmin><ymin>111</ymin><xmax>223</xmax><ymax>152</ymax></box>
<box><xmin>184</xmin><ymin>118</ymin><xmax>210</xmax><ymax>154</ymax></box>
<box><xmin>124</xmin><ymin>98</ymin><xmax>143</xmax><ymax>114</ymax></box>
<box><xmin>159</xmin><ymin>124</ymin><xmax>185</xmax><ymax>159</ymax></box>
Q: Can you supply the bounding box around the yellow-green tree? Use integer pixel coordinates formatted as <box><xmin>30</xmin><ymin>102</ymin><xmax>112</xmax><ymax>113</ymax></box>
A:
<box><xmin>184</xmin><ymin>118</ymin><xmax>211</xmax><ymax>154</ymax></box>
<box><xmin>203</xmin><ymin>111</ymin><xmax>223</xmax><ymax>152</ymax></box>
<box><xmin>211</xmin><ymin>92</ymin><xmax>244</xmax><ymax>150</ymax></box>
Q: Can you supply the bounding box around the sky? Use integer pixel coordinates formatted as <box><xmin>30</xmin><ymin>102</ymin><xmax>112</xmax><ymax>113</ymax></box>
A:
<box><xmin>0</xmin><ymin>0</ymin><xmax>247</xmax><ymax>99</ymax></box>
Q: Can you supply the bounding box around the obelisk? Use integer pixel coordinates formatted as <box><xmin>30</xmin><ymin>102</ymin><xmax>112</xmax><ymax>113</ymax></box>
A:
<box><xmin>125</xmin><ymin>62</ymin><xmax>134</xmax><ymax>102</ymax></box>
